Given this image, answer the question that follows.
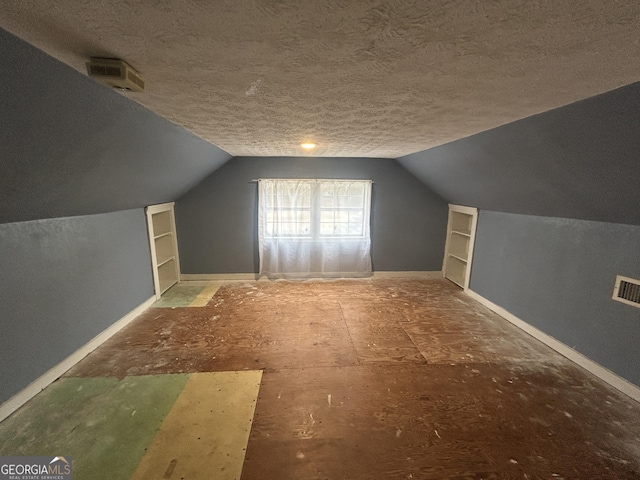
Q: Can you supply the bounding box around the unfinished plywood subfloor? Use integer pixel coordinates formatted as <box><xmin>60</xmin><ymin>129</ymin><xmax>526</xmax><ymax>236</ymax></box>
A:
<box><xmin>61</xmin><ymin>279</ymin><xmax>640</xmax><ymax>477</ymax></box>
<box><xmin>245</xmin><ymin>364</ymin><xmax>640</xmax><ymax>479</ymax></box>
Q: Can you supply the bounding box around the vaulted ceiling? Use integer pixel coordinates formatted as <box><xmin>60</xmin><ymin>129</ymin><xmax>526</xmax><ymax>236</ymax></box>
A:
<box><xmin>1</xmin><ymin>0</ymin><xmax>639</xmax><ymax>158</ymax></box>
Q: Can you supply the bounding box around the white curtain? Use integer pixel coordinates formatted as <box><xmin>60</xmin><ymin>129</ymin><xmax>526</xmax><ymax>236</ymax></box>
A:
<box><xmin>258</xmin><ymin>179</ymin><xmax>372</xmax><ymax>278</ymax></box>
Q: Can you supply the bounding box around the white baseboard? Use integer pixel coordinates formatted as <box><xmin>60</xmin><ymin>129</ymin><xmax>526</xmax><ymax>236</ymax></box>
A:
<box><xmin>372</xmin><ymin>271</ymin><xmax>442</xmax><ymax>279</ymax></box>
<box><xmin>181</xmin><ymin>271</ymin><xmax>443</xmax><ymax>282</ymax></box>
<box><xmin>181</xmin><ymin>273</ymin><xmax>260</xmax><ymax>281</ymax></box>
<box><xmin>466</xmin><ymin>289</ymin><xmax>640</xmax><ymax>403</ymax></box>
<box><xmin>0</xmin><ymin>295</ymin><xmax>156</xmax><ymax>422</ymax></box>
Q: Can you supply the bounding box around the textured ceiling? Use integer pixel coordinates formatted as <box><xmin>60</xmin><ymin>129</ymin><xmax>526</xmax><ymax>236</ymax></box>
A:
<box><xmin>1</xmin><ymin>1</ymin><xmax>639</xmax><ymax>158</ymax></box>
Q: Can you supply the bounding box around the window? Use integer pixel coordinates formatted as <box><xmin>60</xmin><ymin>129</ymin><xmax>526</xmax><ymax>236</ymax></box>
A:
<box><xmin>319</xmin><ymin>181</ymin><xmax>367</xmax><ymax>237</ymax></box>
<box><xmin>262</xmin><ymin>180</ymin><xmax>312</xmax><ymax>238</ymax></box>
<box><xmin>262</xmin><ymin>180</ymin><xmax>370</xmax><ymax>240</ymax></box>
<box><xmin>258</xmin><ymin>179</ymin><xmax>372</xmax><ymax>278</ymax></box>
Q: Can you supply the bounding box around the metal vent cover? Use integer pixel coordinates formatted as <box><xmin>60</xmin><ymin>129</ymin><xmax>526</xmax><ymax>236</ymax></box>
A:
<box><xmin>88</xmin><ymin>64</ymin><xmax>122</xmax><ymax>77</ymax></box>
<box><xmin>86</xmin><ymin>57</ymin><xmax>145</xmax><ymax>92</ymax></box>
<box><xmin>127</xmin><ymin>69</ymin><xmax>145</xmax><ymax>90</ymax></box>
<box><xmin>612</xmin><ymin>275</ymin><xmax>640</xmax><ymax>308</ymax></box>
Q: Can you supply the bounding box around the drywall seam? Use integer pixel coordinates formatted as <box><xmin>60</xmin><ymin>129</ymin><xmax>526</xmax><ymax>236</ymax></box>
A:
<box><xmin>180</xmin><ymin>271</ymin><xmax>443</xmax><ymax>282</ymax></box>
<box><xmin>466</xmin><ymin>289</ymin><xmax>640</xmax><ymax>403</ymax></box>
<box><xmin>0</xmin><ymin>295</ymin><xmax>156</xmax><ymax>422</ymax></box>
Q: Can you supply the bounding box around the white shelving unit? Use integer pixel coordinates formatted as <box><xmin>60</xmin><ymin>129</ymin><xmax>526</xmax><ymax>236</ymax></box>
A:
<box><xmin>146</xmin><ymin>202</ymin><xmax>180</xmax><ymax>299</ymax></box>
<box><xmin>443</xmin><ymin>204</ymin><xmax>478</xmax><ymax>290</ymax></box>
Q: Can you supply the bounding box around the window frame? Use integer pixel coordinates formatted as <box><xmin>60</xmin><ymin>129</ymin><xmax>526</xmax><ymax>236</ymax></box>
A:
<box><xmin>261</xmin><ymin>179</ymin><xmax>371</xmax><ymax>241</ymax></box>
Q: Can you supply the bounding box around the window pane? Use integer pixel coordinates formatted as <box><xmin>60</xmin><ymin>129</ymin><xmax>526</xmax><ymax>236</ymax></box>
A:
<box><xmin>279</xmin><ymin>210</ymin><xmax>309</xmax><ymax>223</ymax></box>
<box><xmin>335</xmin><ymin>211</ymin><xmax>349</xmax><ymax>223</ymax></box>
<box><xmin>275</xmin><ymin>184</ymin><xmax>310</xmax><ymax>208</ymax></box>
<box><xmin>347</xmin><ymin>195</ymin><xmax>363</xmax><ymax>207</ymax></box>
<box><xmin>320</xmin><ymin>223</ymin><xmax>334</xmax><ymax>235</ymax></box>
<box><xmin>274</xmin><ymin>195</ymin><xmax>293</xmax><ymax>208</ymax></box>
<box><xmin>348</xmin><ymin>223</ymin><xmax>363</xmax><ymax>235</ymax></box>
<box><xmin>320</xmin><ymin>194</ymin><xmax>335</xmax><ymax>208</ymax></box>
<box><xmin>320</xmin><ymin>183</ymin><xmax>335</xmax><ymax>194</ymax></box>
<box><xmin>334</xmin><ymin>223</ymin><xmax>349</xmax><ymax>235</ymax></box>
<box><xmin>348</xmin><ymin>183</ymin><xmax>364</xmax><ymax>195</ymax></box>
<box><xmin>280</xmin><ymin>223</ymin><xmax>295</xmax><ymax>235</ymax></box>
<box><xmin>349</xmin><ymin>211</ymin><xmax>363</xmax><ymax>223</ymax></box>
<box><xmin>320</xmin><ymin>211</ymin><xmax>334</xmax><ymax>223</ymax></box>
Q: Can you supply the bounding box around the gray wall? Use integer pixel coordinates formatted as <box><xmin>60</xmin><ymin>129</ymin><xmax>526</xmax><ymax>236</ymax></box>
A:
<box><xmin>396</xmin><ymin>83</ymin><xmax>640</xmax><ymax>388</ymax></box>
<box><xmin>0</xmin><ymin>209</ymin><xmax>154</xmax><ymax>404</ymax></box>
<box><xmin>397</xmin><ymin>82</ymin><xmax>640</xmax><ymax>226</ymax></box>
<box><xmin>0</xmin><ymin>28</ymin><xmax>233</xmax><ymax>404</ymax></box>
<box><xmin>0</xmin><ymin>27</ymin><xmax>231</xmax><ymax>224</ymax></box>
<box><xmin>470</xmin><ymin>211</ymin><xmax>640</xmax><ymax>385</ymax></box>
<box><xmin>176</xmin><ymin>156</ymin><xmax>448</xmax><ymax>274</ymax></box>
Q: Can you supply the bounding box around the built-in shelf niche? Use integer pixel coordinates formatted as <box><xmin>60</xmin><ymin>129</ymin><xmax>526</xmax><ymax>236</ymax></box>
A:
<box><xmin>443</xmin><ymin>204</ymin><xmax>478</xmax><ymax>290</ymax></box>
<box><xmin>146</xmin><ymin>202</ymin><xmax>180</xmax><ymax>299</ymax></box>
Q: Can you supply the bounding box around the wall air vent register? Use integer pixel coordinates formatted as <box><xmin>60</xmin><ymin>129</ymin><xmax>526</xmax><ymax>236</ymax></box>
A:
<box><xmin>612</xmin><ymin>275</ymin><xmax>640</xmax><ymax>308</ymax></box>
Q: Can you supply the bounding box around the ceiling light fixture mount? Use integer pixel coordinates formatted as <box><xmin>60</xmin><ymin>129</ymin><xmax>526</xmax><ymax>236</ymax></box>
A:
<box><xmin>300</xmin><ymin>142</ymin><xmax>317</xmax><ymax>150</ymax></box>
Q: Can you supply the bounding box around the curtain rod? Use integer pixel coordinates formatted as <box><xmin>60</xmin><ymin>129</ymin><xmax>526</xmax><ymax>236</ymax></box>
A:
<box><xmin>250</xmin><ymin>178</ymin><xmax>373</xmax><ymax>183</ymax></box>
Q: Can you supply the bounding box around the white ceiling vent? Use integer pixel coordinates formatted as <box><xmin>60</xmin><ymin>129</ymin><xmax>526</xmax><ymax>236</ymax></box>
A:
<box><xmin>612</xmin><ymin>275</ymin><xmax>640</xmax><ymax>308</ymax></box>
<box><xmin>86</xmin><ymin>58</ymin><xmax>145</xmax><ymax>92</ymax></box>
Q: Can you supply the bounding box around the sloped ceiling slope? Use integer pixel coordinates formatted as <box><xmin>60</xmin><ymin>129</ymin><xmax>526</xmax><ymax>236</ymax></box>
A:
<box><xmin>1</xmin><ymin>1</ymin><xmax>639</xmax><ymax>157</ymax></box>
<box><xmin>398</xmin><ymin>82</ymin><xmax>640</xmax><ymax>226</ymax></box>
<box><xmin>0</xmin><ymin>28</ymin><xmax>232</xmax><ymax>224</ymax></box>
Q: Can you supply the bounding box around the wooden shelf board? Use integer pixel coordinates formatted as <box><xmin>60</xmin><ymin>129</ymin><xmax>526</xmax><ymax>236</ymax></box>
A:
<box><xmin>448</xmin><ymin>253</ymin><xmax>468</xmax><ymax>263</ymax></box>
<box><xmin>157</xmin><ymin>256</ymin><xmax>175</xmax><ymax>268</ymax></box>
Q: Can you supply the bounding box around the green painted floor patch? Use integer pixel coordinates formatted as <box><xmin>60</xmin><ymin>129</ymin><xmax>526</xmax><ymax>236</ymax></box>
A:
<box><xmin>0</xmin><ymin>374</ymin><xmax>189</xmax><ymax>480</ymax></box>
<box><xmin>152</xmin><ymin>282</ymin><xmax>207</xmax><ymax>308</ymax></box>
